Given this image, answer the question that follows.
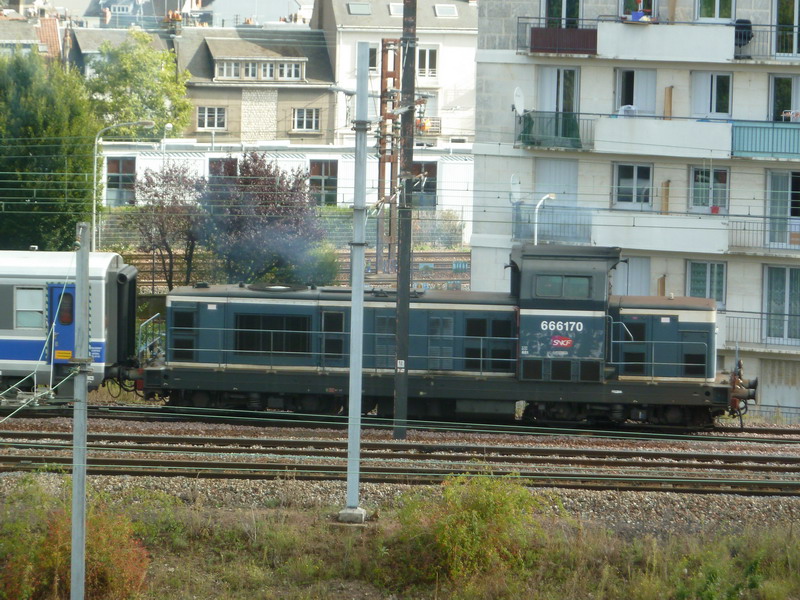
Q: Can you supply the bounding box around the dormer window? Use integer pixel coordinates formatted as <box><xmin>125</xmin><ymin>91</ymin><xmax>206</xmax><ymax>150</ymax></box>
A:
<box><xmin>278</xmin><ymin>62</ymin><xmax>302</xmax><ymax>80</ymax></box>
<box><xmin>262</xmin><ymin>62</ymin><xmax>274</xmax><ymax>78</ymax></box>
<box><xmin>216</xmin><ymin>61</ymin><xmax>240</xmax><ymax>78</ymax></box>
<box><xmin>243</xmin><ymin>62</ymin><xmax>257</xmax><ymax>78</ymax></box>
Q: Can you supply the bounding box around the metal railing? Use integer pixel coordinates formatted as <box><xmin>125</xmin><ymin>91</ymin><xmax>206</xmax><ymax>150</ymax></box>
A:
<box><xmin>724</xmin><ymin>311</ymin><xmax>800</xmax><ymax>349</ymax></box>
<box><xmin>732</xmin><ymin>120</ymin><xmax>800</xmax><ymax>158</ymax></box>
<box><xmin>734</xmin><ymin>23</ymin><xmax>800</xmax><ymax>60</ymax></box>
<box><xmin>512</xmin><ymin>203</ymin><xmax>592</xmax><ymax>244</ymax></box>
<box><xmin>608</xmin><ymin>337</ymin><xmax>711</xmax><ymax>379</ymax></box>
<box><xmin>729</xmin><ymin>217</ymin><xmax>800</xmax><ymax>251</ymax></box>
<box><xmin>515</xmin><ymin>111</ymin><xmax>596</xmax><ymax>150</ymax></box>
<box><xmin>137</xmin><ymin>313</ymin><xmax>165</xmax><ymax>365</ymax></box>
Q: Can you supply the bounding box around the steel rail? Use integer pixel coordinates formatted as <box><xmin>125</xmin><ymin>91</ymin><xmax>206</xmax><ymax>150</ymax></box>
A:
<box><xmin>2</xmin><ymin>455</ymin><xmax>800</xmax><ymax>497</ymax></box>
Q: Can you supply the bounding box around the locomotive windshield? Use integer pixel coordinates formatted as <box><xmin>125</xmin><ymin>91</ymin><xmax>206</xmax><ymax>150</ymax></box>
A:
<box><xmin>534</xmin><ymin>275</ymin><xmax>591</xmax><ymax>299</ymax></box>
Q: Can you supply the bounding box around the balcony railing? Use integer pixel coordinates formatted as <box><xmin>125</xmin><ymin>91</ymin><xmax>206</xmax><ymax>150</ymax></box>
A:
<box><xmin>415</xmin><ymin>116</ymin><xmax>441</xmax><ymax>136</ymax></box>
<box><xmin>512</xmin><ymin>204</ymin><xmax>592</xmax><ymax>244</ymax></box>
<box><xmin>733</xmin><ymin>23</ymin><xmax>800</xmax><ymax>60</ymax></box>
<box><xmin>515</xmin><ymin>111</ymin><xmax>595</xmax><ymax>150</ymax></box>
<box><xmin>732</xmin><ymin>120</ymin><xmax>800</xmax><ymax>158</ymax></box>
<box><xmin>725</xmin><ymin>311</ymin><xmax>800</xmax><ymax>349</ymax></box>
<box><xmin>729</xmin><ymin>217</ymin><xmax>800</xmax><ymax>252</ymax></box>
<box><xmin>517</xmin><ymin>17</ymin><xmax>598</xmax><ymax>55</ymax></box>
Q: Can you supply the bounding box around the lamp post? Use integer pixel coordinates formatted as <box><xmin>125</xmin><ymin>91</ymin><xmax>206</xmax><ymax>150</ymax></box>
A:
<box><xmin>92</xmin><ymin>120</ymin><xmax>155</xmax><ymax>251</ymax></box>
<box><xmin>533</xmin><ymin>193</ymin><xmax>556</xmax><ymax>246</ymax></box>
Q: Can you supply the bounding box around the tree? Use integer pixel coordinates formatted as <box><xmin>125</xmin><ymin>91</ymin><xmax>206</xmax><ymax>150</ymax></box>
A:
<box><xmin>0</xmin><ymin>52</ymin><xmax>100</xmax><ymax>250</ymax></box>
<box><xmin>130</xmin><ymin>163</ymin><xmax>206</xmax><ymax>290</ymax></box>
<box><xmin>86</xmin><ymin>29</ymin><xmax>192</xmax><ymax>135</ymax></box>
<box><xmin>201</xmin><ymin>152</ymin><xmax>332</xmax><ymax>284</ymax></box>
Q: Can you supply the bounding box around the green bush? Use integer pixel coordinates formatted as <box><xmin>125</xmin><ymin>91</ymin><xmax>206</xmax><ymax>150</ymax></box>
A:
<box><xmin>376</xmin><ymin>475</ymin><xmax>546</xmax><ymax>592</ymax></box>
<box><xmin>0</xmin><ymin>478</ymin><xmax>149</xmax><ymax>600</ymax></box>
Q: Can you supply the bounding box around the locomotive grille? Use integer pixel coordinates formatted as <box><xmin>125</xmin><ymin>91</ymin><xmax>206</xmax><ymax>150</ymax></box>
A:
<box><xmin>521</xmin><ymin>359</ymin><xmax>543</xmax><ymax>380</ymax></box>
<box><xmin>579</xmin><ymin>360</ymin><xmax>602</xmax><ymax>382</ymax></box>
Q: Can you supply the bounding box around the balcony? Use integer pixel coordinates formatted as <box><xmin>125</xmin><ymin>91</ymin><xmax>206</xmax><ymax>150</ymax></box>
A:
<box><xmin>515</xmin><ymin>111</ymin><xmax>595</xmax><ymax>150</ymax></box>
<box><xmin>732</xmin><ymin>121</ymin><xmax>800</xmax><ymax>159</ymax></box>
<box><xmin>594</xmin><ymin>114</ymin><xmax>731</xmax><ymax>159</ymax></box>
<box><xmin>724</xmin><ymin>311</ymin><xmax>800</xmax><ymax>352</ymax></box>
<box><xmin>415</xmin><ymin>116</ymin><xmax>441</xmax><ymax>137</ymax></box>
<box><xmin>512</xmin><ymin>206</ymin><xmax>727</xmax><ymax>255</ymax></box>
<box><xmin>729</xmin><ymin>217</ymin><xmax>800</xmax><ymax>253</ymax></box>
<box><xmin>734</xmin><ymin>23</ymin><xmax>800</xmax><ymax>60</ymax></box>
<box><xmin>516</xmin><ymin>17</ymin><xmax>597</xmax><ymax>55</ymax></box>
<box><xmin>596</xmin><ymin>21</ymin><xmax>735</xmax><ymax>63</ymax></box>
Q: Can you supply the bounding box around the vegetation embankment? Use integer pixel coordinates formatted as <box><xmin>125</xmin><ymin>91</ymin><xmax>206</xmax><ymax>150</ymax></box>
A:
<box><xmin>1</xmin><ymin>474</ymin><xmax>799</xmax><ymax>599</ymax></box>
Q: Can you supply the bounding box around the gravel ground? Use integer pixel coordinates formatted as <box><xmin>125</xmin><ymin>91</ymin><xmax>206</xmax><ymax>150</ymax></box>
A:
<box><xmin>2</xmin><ymin>417</ymin><xmax>800</xmax><ymax>540</ymax></box>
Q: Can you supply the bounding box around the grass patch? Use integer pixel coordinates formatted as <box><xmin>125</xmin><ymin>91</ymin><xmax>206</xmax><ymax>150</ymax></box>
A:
<box><xmin>2</xmin><ymin>475</ymin><xmax>800</xmax><ymax>599</ymax></box>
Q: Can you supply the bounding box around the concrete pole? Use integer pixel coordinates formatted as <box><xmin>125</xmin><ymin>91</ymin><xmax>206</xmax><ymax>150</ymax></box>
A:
<box><xmin>339</xmin><ymin>42</ymin><xmax>370</xmax><ymax>524</ymax></box>
<box><xmin>71</xmin><ymin>222</ymin><xmax>90</xmax><ymax>600</ymax></box>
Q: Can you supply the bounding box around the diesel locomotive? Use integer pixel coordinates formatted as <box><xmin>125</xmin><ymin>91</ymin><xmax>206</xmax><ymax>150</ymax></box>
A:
<box><xmin>137</xmin><ymin>244</ymin><xmax>756</xmax><ymax>427</ymax></box>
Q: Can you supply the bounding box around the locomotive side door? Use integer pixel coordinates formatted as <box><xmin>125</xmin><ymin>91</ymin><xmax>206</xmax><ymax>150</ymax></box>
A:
<box><xmin>47</xmin><ymin>284</ymin><xmax>76</xmax><ymax>364</ymax></box>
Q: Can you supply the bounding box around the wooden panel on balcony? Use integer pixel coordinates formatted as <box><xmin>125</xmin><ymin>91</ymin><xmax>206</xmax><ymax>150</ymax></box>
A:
<box><xmin>529</xmin><ymin>27</ymin><xmax>597</xmax><ymax>54</ymax></box>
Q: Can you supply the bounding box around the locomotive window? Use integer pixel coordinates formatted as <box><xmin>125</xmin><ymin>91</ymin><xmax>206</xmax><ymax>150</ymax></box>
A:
<box><xmin>564</xmin><ymin>276</ymin><xmax>591</xmax><ymax>298</ymax></box>
<box><xmin>57</xmin><ymin>292</ymin><xmax>74</xmax><ymax>326</ymax></box>
<box><xmin>465</xmin><ymin>318</ymin><xmax>487</xmax><ymax>337</ymax></box>
<box><xmin>492</xmin><ymin>319</ymin><xmax>513</xmax><ymax>338</ymax></box>
<box><xmin>173</xmin><ymin>311</ymin><xmax>195</xmax><ymax>330</ymax></box>
<box><xmin>376</xmin><ymin>316</ymin><xmax>396</xmax><ymax>334</ymax></box>
<box><xmin>535</xmin><ymin>275</ymin><xmax>591</xmax><ymax>298</ymax></box>
<box><xmin>535</xmin><ymin>275</ymin><xmax>562</xmax><ymax>297</ymax></box>
<box><xmin>235</xmin><ymin>314</ymin><xmax>310</xmax><ymax>356</ymax></box>
<box><xmin>15</xmin><ymin>287</ymin><xmax>45</xmax><ymax>329</ymax></box>
<box><xmin>323</xmin><ymin>312</ymin><xmax>344</xmax><ymax>332</ymax></box>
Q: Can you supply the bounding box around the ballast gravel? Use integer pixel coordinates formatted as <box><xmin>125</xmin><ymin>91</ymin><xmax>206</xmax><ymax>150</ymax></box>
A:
<box><xmin>1</xmin><ymin>471</ymin><xmax>799</xmax><ymax>540</ymax></box>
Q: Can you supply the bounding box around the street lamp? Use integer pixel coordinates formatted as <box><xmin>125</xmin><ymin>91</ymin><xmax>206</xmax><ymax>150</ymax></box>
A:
<box><xmin>92</xmin><ymin>120</ymin><xmax>155</xmax><ymax>251</ymax></box>
<box><xmin>533</xmin><ymin>193</ymin><xmax>556</xmax><ymax>246</ymax></box>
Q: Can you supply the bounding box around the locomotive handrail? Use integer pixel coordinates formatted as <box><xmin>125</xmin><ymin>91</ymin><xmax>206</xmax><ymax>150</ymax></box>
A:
<box><xmin>137</xmin><ymin>313</ymin><xmax>165</xmax><ymax>365</ymax></box>
<box><xmin>608</xmin><ymin>337</ymin><xmax>711</xmax><ymax>379</ymax></box>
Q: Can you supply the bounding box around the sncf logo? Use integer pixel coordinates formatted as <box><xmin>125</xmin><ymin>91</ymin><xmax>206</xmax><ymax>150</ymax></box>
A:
<box><xmin>551</xmin><ymin>336</ymin><xmax>573</xmax><ymax>348</ymax></box>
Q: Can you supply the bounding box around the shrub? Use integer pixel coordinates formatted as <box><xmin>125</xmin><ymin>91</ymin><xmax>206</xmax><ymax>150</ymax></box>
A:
<box><xmin>376</xmin><ymin>475</ymin><xmax>546</xmax><ymax>591</ymax></box>
<box><xmin>0</xmin><ymin>480</ymin><xmax>149</xmax><ymax>600</ymax></box>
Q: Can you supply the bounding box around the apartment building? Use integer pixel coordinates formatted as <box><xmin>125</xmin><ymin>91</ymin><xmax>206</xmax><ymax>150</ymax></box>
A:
<box><xmin>473</xmin><ymin>0</ymin><xmax>800</xmax><ymax>413</ymax></box>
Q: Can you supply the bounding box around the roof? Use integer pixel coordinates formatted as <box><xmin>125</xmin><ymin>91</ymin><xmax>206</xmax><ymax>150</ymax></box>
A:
<box><xmin>0</xmin><ymin>20</ymin><xmax>40</xmax><ymax>44</ymax></box>
<box><xmin>71</xmin><ymin>27</ymin><xmax>168</xmax><ymax>54</ymax></box>
<box><xmin>173</xmin><ymin>26</ymin><xmax>333</xmax><ymax>84</ymax></box>
<box><xmin>36</xmin><ymin>18</ymin><xmax>61</xmax><ymax>58</ymax></box>
<box><xmin>0</xmin><ymin>251</ymin><xmax>124</xmax><ymax>279</ymax></box>
<box><xmin>316</xmin><ymin>0</ymin><xmax>477</xmax><ymax>31</ymax></box>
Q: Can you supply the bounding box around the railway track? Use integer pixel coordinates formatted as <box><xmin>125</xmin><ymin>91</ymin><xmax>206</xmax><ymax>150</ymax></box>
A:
<box><xmin>3</xmin><ymin>430</ymin><xmax>800</xmax><ymax>497</ymax></box>
<box><xmin>4</xmin><ymin>403</ymin><xmax>800</xmax><ymax>443</ymax></box>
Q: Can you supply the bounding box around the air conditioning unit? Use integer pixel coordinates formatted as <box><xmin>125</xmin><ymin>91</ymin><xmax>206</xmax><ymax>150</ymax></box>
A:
<box><xmin>618</xmin><ymin>104</ymin><xmax>638</xmax><ymax>117</ymax></box>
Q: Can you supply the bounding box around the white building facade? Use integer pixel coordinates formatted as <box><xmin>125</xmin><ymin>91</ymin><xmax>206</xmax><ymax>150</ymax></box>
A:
<box><xmin>473</xmin><ymin>0</ymin><xmax>800</xmax><ymax>417</ymax></box>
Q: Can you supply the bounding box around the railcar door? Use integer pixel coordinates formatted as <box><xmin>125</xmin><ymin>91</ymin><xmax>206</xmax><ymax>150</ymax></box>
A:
<box><xmin>47</xmin><ymin>284</ymin><xmax>76</xmax><ymax>364</ymax></box>
<box><xmin>321</xmin><ymin>311</ymin><xmax>347</xmax><ymax>368</ymax></box>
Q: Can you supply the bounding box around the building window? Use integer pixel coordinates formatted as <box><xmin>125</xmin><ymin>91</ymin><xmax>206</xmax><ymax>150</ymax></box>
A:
<box><xmin>292</xmin><ymin>108</ymin><xmax>320</xmax><ymax>131</ymax></box>
<box><xmin>620</xmin><ymin>0</ymin><xmax>653</xmax><ymax>15</ymax></box>
<box><xmin>243</xmin><ymin>62</ymin><xmax>257</xmax><ymax>78</ymax></box>
<box><xmin>690</xmin><ymin>167</ymin><xmax>728</xmax><ymax>213</ymax></box>
<box><xmin>691</xmin><ymin>72</ymin><xmax>731</xmax><ymax>118</ymax></box>
<box><xmin>309</xmin><ymin>160</ymin><xmax>338</xmax><ymax>206</ymax></box>
<box><xmin>771</xmin><ymin>75</ymin><xmax>800</xmax><ymax>121</ymax></box>
<box><xmin>613</xmin><ymin>164</ymin><xmax>652</xmax><ymax>208</ymax></box>
<box><xmin>412</xmin><ymin>162</ymin><xmax>437</xmax><ymax>208</ymax></box>
<box><xmin>697</xmin><ymin>0</ymin><xmax>732</xmax><ymax>19</ymax></box>
<box><xmin>388</xmin><ymin>2</ymin><xmax>403</xmax><ymax>16</ymax></box>
<box><xmin>615</xmin><ymin>69</ymin><xmax>656</xmax><ymax>115</ymax></box>
<box><xmin>767</xmin><ymin>170</ymin><xmax>800</xmax><ymax>247</ymax></box>
<box><xmin>216</xmin><ymin>61</ymin><xmax>240</xmax><ymax>78</ymax></box>
<box><xmin>687</xmin><ymin>261</ymin><xmax>726</xmax><ymax>308</ymax></box>
<box><xmin>262</xmin><ymin>62</ymin><xmax>275</xmax><ymax>79</ymax></box>
<box><xmin>15</xmin><ymin>287</ymin><xmax>45</xmax><ymax>329</ymax></box>
<box><xmin>765</xmin><ymin>266</ymin><xmax>800</xmax><ymax>341</ymax></box>
<box><xmin>106</xmin><ymin>157</ymin><xmax>135</xmax><ymax>205</ymax></box>
<box><xmin>368</xmin><ymin>45</ymin><xmax>378</xmax><ymax>71</ymax></box>
<box><xmin>278</xmin><ymin>62</ymin><xmax>302</xmax><ymax>80</ymax></box>
<box><xmin>417</xmin><ymin>47</ymin><xmax>437</xmax><ymax>77</ymax></box>
<box><xmin>347</xmin><ymin>2</ymin><xmax>371</xmax><ymax>15</ymax></box>
<box><xmin>197</xmin><ymin>107</ymin><xmax>226</xmax><ymax>130</ymax></box>
<box><xmin>434</xmin><ymin>4</ymin><xmax>458</xmax><ymax>17</ymax></box>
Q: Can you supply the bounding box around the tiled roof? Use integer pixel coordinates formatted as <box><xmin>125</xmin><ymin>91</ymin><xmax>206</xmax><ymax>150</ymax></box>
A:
<box><xmin>36</xmin><ymin>18</ymin><xmax>61</xmax><ymax>58</ymax></box>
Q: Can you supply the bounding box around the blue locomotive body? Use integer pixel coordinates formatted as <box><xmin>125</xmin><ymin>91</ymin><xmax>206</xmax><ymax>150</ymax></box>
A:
<box><xmin>142</xmin><ymin>244</ymin><xmax>752</xmax><ymax>426</ymax></box>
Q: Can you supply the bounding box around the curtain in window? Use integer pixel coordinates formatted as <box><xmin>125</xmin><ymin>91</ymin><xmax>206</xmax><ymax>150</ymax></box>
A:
<box><xmin>769</xmin><ymin>171</ymin><xmax>790</xmax><ymax>245</ymax></box>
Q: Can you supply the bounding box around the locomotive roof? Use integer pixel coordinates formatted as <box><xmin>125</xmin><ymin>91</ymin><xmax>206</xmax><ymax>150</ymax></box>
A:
<box><xmin>168</xmin><ymin>283</ymin><xmax>518</xmax><ymax>306</ymax></box>
<box><xmin>610</xmin><ymin>295</ymin><xmax>716</xmax><ymax>311</ymax></box>
<box><xmin>0</xmin><ymin>251</ymin><xmax>125</xmax><ymax>279</ymax></box>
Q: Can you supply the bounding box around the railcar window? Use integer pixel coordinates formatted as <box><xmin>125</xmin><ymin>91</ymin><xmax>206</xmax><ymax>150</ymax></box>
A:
<box><xmin>534</xmin><ymin>275</ymin><xmax>591</xmax><ymax>298</ymax></box>
<box><xmin>57</xmin><ymin>293</ymin><xmax>74</xmax><ymax>326</ymax></box>
<box><xmin>235</xmin><ymin>314</ymin><xmax>310</xmax><ymax>356</ymax></box>
<box><xmin>15</xmin><ymin>287</ymin><xmax>45</xmax><ymax>329</ymax></box>
<box><xmin>492</xmin><ymin>319</ymin><xmax>513</xmax><ymax>338</ymax></box>
<box><xmin>323</xmin><ymin>312</ymin><xmax>345</xmax><ymax>357</ymax></box>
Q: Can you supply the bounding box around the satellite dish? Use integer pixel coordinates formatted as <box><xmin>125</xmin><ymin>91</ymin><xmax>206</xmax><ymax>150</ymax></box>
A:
<box><xmin>513</xmin><ymin>88</ymin><xmax>526</xmax><ymax>115</ymax></box>
<box><xmin>509</xmin><ymin>173</ymin><xmax>522</xmax><ymax>205</ymax></box>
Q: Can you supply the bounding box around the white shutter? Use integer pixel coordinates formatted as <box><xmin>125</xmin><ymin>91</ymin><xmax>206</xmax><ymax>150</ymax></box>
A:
<box><xmin>634</xmin><ymin>70</ymin><xmax>657</xmax><ymax>115</ymax></box>
<box><xmin>691</xmin><ymin>71</ymin><xmax>711</xmax><ymax>117</ymax></box>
